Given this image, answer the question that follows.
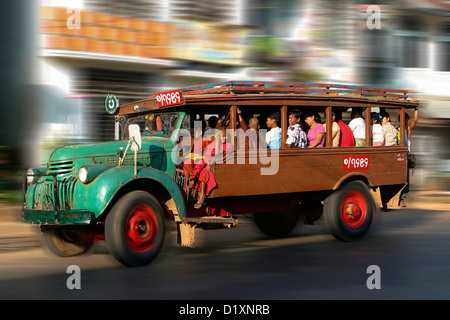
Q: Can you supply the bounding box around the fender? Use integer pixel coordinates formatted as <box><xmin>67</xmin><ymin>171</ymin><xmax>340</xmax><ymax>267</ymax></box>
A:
<box><xmin>332</xmin><ymin>172</ymin><xmax>372</xmax><ymax>190</ymax></box>
<box><xmin>73</xmin><ymin>166</ymin><xmax>186</xmax><ymax>220</ymax></box>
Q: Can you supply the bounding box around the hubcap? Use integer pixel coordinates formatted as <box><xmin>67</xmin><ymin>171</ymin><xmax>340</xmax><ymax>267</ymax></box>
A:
<box><xmin>341</xmin><ymin>191</ymin><xmax>367</xmax><ymax>228</ymax></box>
<box><xmin>126</xmin><ymin>205</ymin><xmax>158</xmax><ymax>252</ymax></box>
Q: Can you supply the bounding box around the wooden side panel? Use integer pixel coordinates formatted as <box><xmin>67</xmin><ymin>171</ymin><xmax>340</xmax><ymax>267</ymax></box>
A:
<box><xmin>210</xmin><ymin>147</ymin><xmax>407</xmax><ymax>198</ymax></box>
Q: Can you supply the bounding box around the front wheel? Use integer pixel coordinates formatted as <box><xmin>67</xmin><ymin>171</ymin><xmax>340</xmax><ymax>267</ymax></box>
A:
<box><xmin>324</xmin><ymin>181</ymin><xmax>375</xmax><ymax>241</ymax></box>
<box><xmin>42</xmin><ymin>225</ymin><xmax>96</xmax><ymax>257</ymax></box>
<box><xmin>105</xmin><ymin>191</ymin><xmax>165</xmax><ymax>267</ymax></box>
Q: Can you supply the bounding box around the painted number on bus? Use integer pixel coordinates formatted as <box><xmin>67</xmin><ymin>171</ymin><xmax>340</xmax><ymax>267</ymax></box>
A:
<box><xmin>156</xmin><ymin>90</ymin><xmax>183</xmax><ymax>108</ymax></box>
<box><xmin>343</xmin><ymin>155</ymin><xmax>369</xmax><ymax>171</ymax></box>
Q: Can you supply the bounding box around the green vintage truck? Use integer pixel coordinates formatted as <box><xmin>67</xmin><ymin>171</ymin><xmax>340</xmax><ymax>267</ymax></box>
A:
<box><xmin>23</xmin><ymin>81</ymin><xmax>418</xmax><ymax>267</ymax></box>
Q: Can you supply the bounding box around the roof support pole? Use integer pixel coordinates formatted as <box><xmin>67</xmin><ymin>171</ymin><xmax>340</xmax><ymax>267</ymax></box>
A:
<box><xmin>365</xmin><ymin>106</ymin><xmax>371</xmax><ymax>147</ymax></box>
<box><xmin>281</xmin><ymin>105</ymin><xmax>287</xmax><ymax>148</ymax></box>
<box><xmin>326</xmin><ymin>105</ymin><xmax>332</xmax><ymax>147</ymax></box>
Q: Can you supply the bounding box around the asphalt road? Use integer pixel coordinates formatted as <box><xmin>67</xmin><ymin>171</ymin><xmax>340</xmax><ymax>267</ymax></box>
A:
<box><xmin>1</xmin><ymin>204</ymin><xmax>450</xmax><ymax>302</ymax></box>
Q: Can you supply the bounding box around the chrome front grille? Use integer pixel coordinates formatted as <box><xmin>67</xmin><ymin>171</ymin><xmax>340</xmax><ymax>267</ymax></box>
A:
<box><xmin>32</xmin><ymin>176</ymin><xmax>77</xmax><ymax>210</ymax></box>
<box><xmin>59</xmin><ymin>176</ymin><xmax>77</xmax><ymax>210</ymax></box>
<box><xmin>47</xmin><ymin>160</ymin><xmax>74</xmax><ymax>175</ymax></box>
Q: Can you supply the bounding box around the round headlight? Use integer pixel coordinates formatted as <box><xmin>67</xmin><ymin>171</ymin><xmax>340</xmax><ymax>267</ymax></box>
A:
<box><xmin>26</xmin><ymin>168</ymin><xmax>36</xmax><ymax>184</ymax></box>
<box><xmin>79</xmin><ymin>167</ymin><xmax>89</xmax><ymax>183</ymax></box>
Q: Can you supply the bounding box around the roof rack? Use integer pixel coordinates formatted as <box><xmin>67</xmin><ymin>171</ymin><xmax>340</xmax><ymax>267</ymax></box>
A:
<box><xmin>167</xmin><ymin>81</ymin><xmax>415</xmax><ymax>102</ymax></box>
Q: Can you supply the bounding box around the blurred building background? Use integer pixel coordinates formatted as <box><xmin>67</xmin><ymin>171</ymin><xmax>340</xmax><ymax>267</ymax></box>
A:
<box><xmin>0</xmin><ymin>0</ymin><xmax>449</xmax><ymax>204</ymax></box>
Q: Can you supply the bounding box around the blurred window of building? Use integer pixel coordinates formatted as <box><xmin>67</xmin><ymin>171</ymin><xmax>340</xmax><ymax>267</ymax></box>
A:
<box><xmin>435</xmin><ymin>22</ymin><xmax>450</xmax><ymax>72</ymax></box>
<box><xmin>401</xmin><ymin>35</ymin><xmax>429</xmax><ymax>68</ymax></box>
<box><xmin>84</xmin><ymin>0</ymin><xmax>169</xmax><ymax>21</ymax></box>
<box><xmin>170</xmin><ymin>0</ymin><xmax>240</xmax><ymax>24</ymax></box>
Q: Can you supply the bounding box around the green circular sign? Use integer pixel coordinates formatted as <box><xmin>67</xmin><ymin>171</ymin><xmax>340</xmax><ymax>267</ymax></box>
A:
<box><xmin>105</xmin><ymin>94</ymin><xmax>119</xmax><ymax>114</ymax></box>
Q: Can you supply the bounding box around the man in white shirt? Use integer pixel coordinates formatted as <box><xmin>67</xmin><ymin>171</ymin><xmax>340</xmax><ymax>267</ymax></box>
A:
<box><xmin>348</xmin><ymin>109</ymin><xmax>366</xmax><ymax>147</ymax></box>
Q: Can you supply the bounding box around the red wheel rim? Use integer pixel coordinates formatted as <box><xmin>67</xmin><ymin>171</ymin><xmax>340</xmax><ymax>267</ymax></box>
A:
<box><xmin>341</xmin><ymin>191</ymin><xmax>367</xmax><ymax>229</ymax></box>
<box><xmin>125</xmin><ymin>205</ymin><xmax>158</xmax><ymax>252</ymax></box>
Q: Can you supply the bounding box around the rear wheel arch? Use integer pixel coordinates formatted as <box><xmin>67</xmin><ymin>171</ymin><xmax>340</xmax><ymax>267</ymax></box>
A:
<box><xmin>333</xmin><ymin>173</ymin><xmax>373</xmax><ymax>191</ymax></box>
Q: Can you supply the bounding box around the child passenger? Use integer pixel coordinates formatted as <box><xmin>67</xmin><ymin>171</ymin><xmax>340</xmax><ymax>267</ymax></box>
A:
<box><xmin>286</xmin><ymin>109</ymin><xmax>307</xmax><ymax>148</ymax></box>
<box><xmin>265</xmin><ymin>112</ymin><xmax>282</xmax><ymax>149</ymax></box>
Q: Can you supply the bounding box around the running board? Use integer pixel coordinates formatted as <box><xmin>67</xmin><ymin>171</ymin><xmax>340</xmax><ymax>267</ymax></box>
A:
<box><xmin>184</xmin><ymin>216</ymin><xmax>239</xmax><ymax>229</ymax></box>
<box><xmin>177</xmin><ymin>216</ymin><xmax>238</xmax><ymax>247</ymax></box>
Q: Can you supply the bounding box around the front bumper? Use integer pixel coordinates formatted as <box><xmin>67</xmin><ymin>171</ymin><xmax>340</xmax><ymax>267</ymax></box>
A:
<box><xmin>23</xmin><ymin>209</ymin><xmax>94</xmax><ymax>225</ymax></box>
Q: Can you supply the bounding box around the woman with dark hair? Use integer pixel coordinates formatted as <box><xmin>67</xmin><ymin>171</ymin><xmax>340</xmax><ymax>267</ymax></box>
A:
<box><xmin>371</xmin><ymin>112</ymin><xmax>384</xmax><ymax>146</ymax></box>
<box><xmin>304</xmin><ymin>112</ymin><xmax>325</xmax><ymax>148</ymax></box>
<box><xmin>381</xmin><ymin>111</ymin><xmax>398</xmax><ymax>146</ymax></box>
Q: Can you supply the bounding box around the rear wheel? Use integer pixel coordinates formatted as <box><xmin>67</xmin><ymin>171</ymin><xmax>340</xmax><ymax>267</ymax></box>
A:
<box><xmin>105</xmin><ymin>191</ymin><xmax>165</xmax><ymax>267</ymax></box>
<box><xmin>253</xmin><ymin>207</ymin><xmax>300</xmax><ymax>238</ymax></box>
<box><xmin>324</xmin><ymin>181</ymin><xmax>375</xmax><ymax>241</ymax></box>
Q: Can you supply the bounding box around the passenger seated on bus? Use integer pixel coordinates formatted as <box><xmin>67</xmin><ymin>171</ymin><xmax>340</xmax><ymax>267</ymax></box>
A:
<box><xmin>324</xmin><ymin>111</ymin><xmax>340</xmax><ymax>147</ymax></box>
<box><xmin>237</xmin><ymin>107</ymin><xmax>262</xmax><ymax>150</ymax></box>
<box><xmin>304</xmin><ymin>112</ymin><xmax>325</xmax><ymax>148</ymax></box>
<box><xmin>206</xmin><ymin>116</ymin><xmax>218</xmax><ymax>130</ymax></box>
<box><xmin>193</xmin><ymin>127</ymin><xmax>234</xmax><ymax>209</ymax></box>
<box><xmin>380</xmin><ymin>111</ymin><xmax>398</xmax><ymax>146</ymax></box>
<box><xmin>348</xmin><ymin>109</ymin><xmax>365</xmax><ymax>147</ymax></box>
<box><xmin>371</xmin><ymin>112</ymin><xmax>385</xmax><ymax>146</ymax></box>
<box><xmin>334</xmin><ymin>111</ymin><xmax>355</xmax><ymax>147</ymax></box>
<box><xmin>265</xmin><ymin>112</ymin><xmax>282</xmax><ymax>149</ymax></box>
<box><xmin>183</xmin><ymin>120</ymin><xmax>209</xmax><ymax>188</ymax></box>
<box><xmin>286</xmin><ymin>109</ymin><xmax>307</xmax><ymax>148</ymax></box>
<box><xmin>145</xmin><ymin>116</ymin><xmax>158</xmax><ymax>135</ymax></box>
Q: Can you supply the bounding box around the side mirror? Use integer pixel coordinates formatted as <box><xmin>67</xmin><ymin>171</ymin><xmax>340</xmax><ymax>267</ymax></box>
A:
<box><xmin>129</xmin><ymin>124</ymin><xmax>142</xmax><ymax>151</ymax></box>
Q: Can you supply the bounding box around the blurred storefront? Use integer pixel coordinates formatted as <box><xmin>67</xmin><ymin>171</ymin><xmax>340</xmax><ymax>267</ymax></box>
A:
<box><xmin>391</xmin><ymin>1</ymin><xmax>450</xmax><ymax>191</ymax></box>
<box><xmin>26</xmin><ymin>1</ymin><xmax>252</xmax><ymax>166</ymax></box>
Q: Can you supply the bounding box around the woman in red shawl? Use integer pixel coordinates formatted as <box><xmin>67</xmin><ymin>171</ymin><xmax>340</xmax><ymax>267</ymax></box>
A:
<box><xmin>182</xmin><ymin>120</ymin><xmax>209</xmax><ymax>188</ymax></box>
<box><xmin>193</xmin><ymin>127</ymin><xmax>234</xmax><ymax>209</ymax></box>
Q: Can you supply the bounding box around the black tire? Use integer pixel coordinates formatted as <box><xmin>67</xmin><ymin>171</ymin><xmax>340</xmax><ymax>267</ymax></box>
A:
<box><xmin>253</xmin><ymin>207</ymin><xmax>300</xmax><ymax>238</ymax></box>
<box><xmin>105</xmin><ymin>191</ymin><xmax>165</xmax><ymax>267</ymax></box>
<box><xmin>324</xmin><ymin>181</ymin><xmax>375</xmax><ymax>241</ymax></box>
<box><xmin>42</xmin><ymin>226</ymin><xmax>96</xmax><ymax>257</ymax></box>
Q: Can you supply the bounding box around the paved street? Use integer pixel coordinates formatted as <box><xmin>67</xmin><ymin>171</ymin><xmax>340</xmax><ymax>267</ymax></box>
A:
<box><xmin>0</xmin><ymin>193</ymin><xmax>450</xmax><ymax>301</ymax></box>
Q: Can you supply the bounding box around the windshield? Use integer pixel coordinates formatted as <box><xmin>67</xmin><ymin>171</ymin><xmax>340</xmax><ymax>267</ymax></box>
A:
<box><xmin>123</xmin><ymin>112</ymin><xmax>179</xmax><ymax>140</ymax></box>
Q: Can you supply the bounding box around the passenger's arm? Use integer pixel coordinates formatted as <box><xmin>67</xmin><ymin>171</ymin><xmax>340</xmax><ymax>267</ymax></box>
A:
<box><xmin>408</xmin><ymin>109</ymin><xmax>418</xmax><ymax>137</ymax></box>
<box><xmin>237</xmin><ymin>108</ymin><xmax>248</xmax><ymax>131</ymax></box>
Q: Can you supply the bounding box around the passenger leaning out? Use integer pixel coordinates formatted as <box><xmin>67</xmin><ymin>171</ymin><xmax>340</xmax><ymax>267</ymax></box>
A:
<box><xmin>348</xmin><ymin>109</ymin><xmax>365</xmax><ymax>147</ymax></box>
<box><xmin>286</xmin><ymin>109</ymin><xmax>307</xmax><ymax>148</ymax></box>
<box><xmin>183</xmin><ymin>120</ymin><xmax>209</xmax><ymax>188</ymax></box>
<box><xmin>304</xmin><ymin>112</ymin><xmax>325</xmax><ymax>148</ymax></box>
<box><xmin>193</xmin><ymin>127</ymin><xmax>233</xmax><ymax>209</ymax></box>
